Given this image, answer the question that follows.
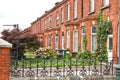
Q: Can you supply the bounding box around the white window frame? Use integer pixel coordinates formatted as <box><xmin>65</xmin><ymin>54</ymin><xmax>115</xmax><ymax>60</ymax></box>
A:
<box><xmin>73</xmin><ymin>30</ymin><xmax>78</xmax><ymax>52</ymax></box>
<box><xmin>67</xmin><ymin>3</ymin><xmax>70</xmax><ymax>21</ymax></box>
<box><xmin>74</xmin><ymin>0</ymin><xmax>77</xmax><ymax>19</ymax></box>
<box><xmin>67</xmin><ymin>30</ymin><xmax>70</xmax><ymax>49</ymax></box>
<box><xmin>91</xmin><ymin>26</ymin><xmax>97</xmax><ymax>53</ymax></box>
<box><xmin>81</xmin><ymin>27</ymin><xmax>86</xmax><ymax>51</ymax></box>
<box><xmin>90</xmin><ymin>0</ymin><xmax>94</xmax><ymax>12</ymax></box>
<box><xmin>55</xmin><ymin>34</ymin><xmax>59</xmax><ymax>49</ymax></box>
<box><xmin>104</xmin><ymin>0</ymin><xmax>109</xmax><ymax>7</ymax></box>
<box><xmin>61</xmin><ymin>8</ymin><xmax>64</xmax><ymax>23</ymax></box>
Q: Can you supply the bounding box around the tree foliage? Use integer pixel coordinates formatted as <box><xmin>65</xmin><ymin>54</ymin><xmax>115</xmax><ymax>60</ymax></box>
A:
<box><xmin>1</xmin><ymin>28</ymin><xmax>40</xmax><ymax>57</ymax></box>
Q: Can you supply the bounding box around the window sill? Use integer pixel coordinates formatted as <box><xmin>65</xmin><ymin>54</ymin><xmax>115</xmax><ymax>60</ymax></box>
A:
<box><xmin>88</xmin><ymin>11</ymin><xmax>95</xmax><ymax>15</ymax></box>
<box><xmin>101</xmin><ymin>5</ymin><xmax>110</xmax><ymax>10</ymax></box>
<box><xmin>61</xmin><ymin>22</ymin><xmax>64</xmax><ymax>24</ymax></box>
<box><xmin>73</xmin><ymin>17</ymin><xmax>78</xmax><ymax>20</ymax></box>
<box><xmin>72</xmin><ymin>52</ymin><xmax>77</xmax><ymax>57</ymax></box>
<box><xmin>56</xmin><ymin>24</ymin><xmax>59</xmax><ymax>26</ymax></box>
<box><xmin>66</xmin><ymin>20</ymin><xmax>70</xmax><ymax>23</ymax></box>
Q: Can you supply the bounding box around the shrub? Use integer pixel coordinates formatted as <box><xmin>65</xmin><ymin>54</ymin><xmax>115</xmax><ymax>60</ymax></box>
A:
<box><xmin>35</xmin><ymin>47</ymin><xmax>58</xmax><ymax>59</ymax></box>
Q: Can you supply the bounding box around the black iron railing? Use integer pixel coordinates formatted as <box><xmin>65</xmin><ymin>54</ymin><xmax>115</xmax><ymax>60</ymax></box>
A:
<box><xmin>10</xmin><ymin>56</ymin><xmax>116</xmax><ymax>78</ymax></box>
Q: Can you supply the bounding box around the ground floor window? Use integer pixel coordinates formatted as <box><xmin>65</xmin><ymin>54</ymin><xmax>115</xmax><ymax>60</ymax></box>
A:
<box><xmin>73</xmin><ymin>30</ymin><xmax>78</xmax><ymax>52</ymax></box>
<box><xmin>67</xmin><ymin>30</ymin><xmax>70</xmax><ymax>49</ymax></box>
<box><xmin>91</xmin><ymin>26</ymin><xmax>97</xmax><ymax>52</ymax></box>
<box><xmin>81</xmin><ymin>27</ymin><xmax>86</xmax><ymax>51</ymax></box>
<box><xmin>55</xmin><ymin>33</ymin><xmax>58</xmax><ymax>49</ymax></box>
<box><xmin>62</xmin><ymin>32</ymin><xmax>64</xmax><ymax>49</ymax></box>
<box><xmin>48</xmin><ymin>34</ymin><xmax>51</xmax><ymax>47</ymax></box>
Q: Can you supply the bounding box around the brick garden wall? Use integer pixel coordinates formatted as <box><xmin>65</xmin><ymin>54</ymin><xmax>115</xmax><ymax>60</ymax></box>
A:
<box><xmin>0</xmin><ymin>48</ymin><xmax>10</xmax><ymax>80</ymax></box>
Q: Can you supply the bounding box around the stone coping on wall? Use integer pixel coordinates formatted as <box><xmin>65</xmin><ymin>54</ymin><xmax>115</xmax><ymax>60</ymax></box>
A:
<box><xmin>10</xmin><ymin>75</ymin><xmax>116</xmax><ymax>80</ymax></box>
<box><xmin>0</xmin><ymin>38</ymin><xmax>12</xmax><ymax>48</ymax></box>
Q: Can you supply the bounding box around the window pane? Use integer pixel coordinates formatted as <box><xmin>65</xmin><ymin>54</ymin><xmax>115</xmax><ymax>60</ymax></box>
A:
<box><xmin>67</xmin><ymin>30</ymin><xmax>70</xmax><ymax>48</ymax></box>
<box><xmin>91</xmin><ymin>26</ymin><xmax>97</xmax><ymax>52</ymax></box>
<box><xmin>68</xmin><ymin>4</ymin><xmax>70</xmax><ymax>21</ymax></box>
<box><xmin>81</xmin><ymin>27</ymin><xmax>86</xmax><ymax>51</ymax></box>
<box><xmin>74</xmin><ymin>0</ymin><xmax>77</xmax><ymax>18</ymax></box>
<box><xmin>104</xmin><ymin>0</ymin><xmax>109</xmax><ymax>6</ymax></box>
<box><xmin>92</xmin><ymin>27</ymin><xmax>96</xmax><ymax>33</ymax></box>
<box><xmin>82</xmin><ymin>27</ymin><xmax>86</xmax><ymax>33</ymax></box>
<box><xmin>92</xmin><ymin>35</ymin><xmax>97</xmax><ymax>52</ymax></box>
<box><xmin>61</xmin><ymin>8</ymin><xmax>64</xmax><ymax>23</ymax></box>
<box><xmin>73</xmin><ymin>30</ymin><xmax>78</xmax><ymax>52</ymax></box>
<box><xmin>90</xmin><ymin>0</ymin><xmax>94</xmax><ymax>12</ymax></box>
<box><xmin>109</xmin><ymin>37</ymin><xmax>112</xmax><ymax>50</ymax></box>
<box><xmin>55</xmin><ymin>34</ymin><xmax>58</xmax><ymax>49</ymax></box>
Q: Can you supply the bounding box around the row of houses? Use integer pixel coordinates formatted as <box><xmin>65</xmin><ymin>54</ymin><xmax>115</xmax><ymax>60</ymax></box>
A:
<box><xmin>24</xmin><ymin>0</ymin><xmax>119</xmax><ymax>63</ymax></box>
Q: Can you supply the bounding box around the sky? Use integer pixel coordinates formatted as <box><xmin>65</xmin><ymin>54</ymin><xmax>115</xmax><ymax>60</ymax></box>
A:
<box><xmin>0</xmin><ymin>0</ymin><xmax>62</xmax><ymax>32</ymax></box>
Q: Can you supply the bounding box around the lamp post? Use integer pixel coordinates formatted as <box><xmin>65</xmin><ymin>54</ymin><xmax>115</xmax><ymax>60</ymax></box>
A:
<box><xmin>3</xmin><ymin>24</ymin><xmax>19</xmax><ymax>58</ymax></box>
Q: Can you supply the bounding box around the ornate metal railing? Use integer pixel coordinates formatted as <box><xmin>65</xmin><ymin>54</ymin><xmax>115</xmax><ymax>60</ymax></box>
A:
<box><xmin>10</xmin><ymin>56</ymin><xmax>116</xmax><ymax>78</ymax></box>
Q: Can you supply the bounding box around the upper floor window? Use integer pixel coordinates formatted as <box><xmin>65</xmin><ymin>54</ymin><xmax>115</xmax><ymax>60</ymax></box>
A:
<box><xmin>49</xmin><ymin>15</ymin><xmax>52</xmax><ymax>28</ymax></box>
<box><xmin>74</xmin><ymin>0</ymin><xmax>77</xmax><ymax>19</ymax></box>
<box><xmin>90</xmin><ymin>0</ymin><xmax>94</xmax><ymax>12</ymax></box>
<box><xmin>44</xmin><ymin>19</ymin><xmax>47</xmax><ymax>30</ymax></box>
<box><xmin>61</xmin><ymin>8</ymin><xmax>64</xmax><ymax>23</ymax></box>
<box><xmin>56</xmin><ymin>12</ymin><xmax>59</xmax><ymax>26</ymax></box>
<box><xmin>104</xmin><ymin>0</ymin><xmax>109</xmax><ymax>7</ymax></box>
<box><xmin>67</xmin><ymin>3</ymin><xmax>70</xmax><ymax>21</ymax></box>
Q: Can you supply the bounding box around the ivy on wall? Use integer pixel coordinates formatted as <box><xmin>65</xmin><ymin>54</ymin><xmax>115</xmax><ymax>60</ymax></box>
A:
<box><xmin>96</xmin><ymin>10</ymin><xmax>112</xmax><ymax>60</ymax></box>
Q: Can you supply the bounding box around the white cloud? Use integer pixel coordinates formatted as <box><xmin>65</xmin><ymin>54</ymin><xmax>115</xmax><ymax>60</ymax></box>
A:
<box><xmin>0</xmin><ymin>0</ymin><xmax>62</xmax><ymax>32</ymax></box>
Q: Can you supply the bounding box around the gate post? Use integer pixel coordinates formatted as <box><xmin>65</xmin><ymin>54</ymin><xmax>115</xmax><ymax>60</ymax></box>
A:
<box><xmin>115</xmin><ymin>65</ymin><xmax>120</xmax><ymax>80</ymax></box>
<box><xmin>0</xmin><ymin>38</ymin><xmax>12</xmax><ymax>80</ymax></box>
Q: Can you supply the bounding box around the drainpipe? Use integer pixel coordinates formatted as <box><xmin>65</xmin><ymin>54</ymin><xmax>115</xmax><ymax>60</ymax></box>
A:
<box><xmin>118</xmin><ymin>0</ymin><xmax>120</xmax><ymax>64</ymax></box>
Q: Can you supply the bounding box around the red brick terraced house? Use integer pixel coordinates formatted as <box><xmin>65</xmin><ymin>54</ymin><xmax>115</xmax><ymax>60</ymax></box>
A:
<box><xmin>29</xmin><ymin>0</ymin><xmax>119</xmax><ymax>64</ymax></box>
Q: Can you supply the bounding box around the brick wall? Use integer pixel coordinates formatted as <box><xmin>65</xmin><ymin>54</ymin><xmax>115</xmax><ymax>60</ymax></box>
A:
<box><xmin>0</xmin><ymin>48</ymin><xmax>10</xmax><ymax>80</ymax></box>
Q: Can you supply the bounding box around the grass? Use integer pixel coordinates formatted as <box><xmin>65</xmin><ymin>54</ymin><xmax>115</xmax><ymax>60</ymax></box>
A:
<box><xmin>11</xmin><ymin>58</ymin><xmax>99</xmax><ymax>68</ymax></box>
<box><xmin>11</xmin><ymin>53</ymin><xmax>100</xmax><ymax>68</ymax></box>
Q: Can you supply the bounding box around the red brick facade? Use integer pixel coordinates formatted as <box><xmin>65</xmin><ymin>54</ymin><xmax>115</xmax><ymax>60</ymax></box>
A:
<box><xmin>30</xmin><ymin>0</ymin><xmax>119</xmax><ymax>63</ymax></box>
